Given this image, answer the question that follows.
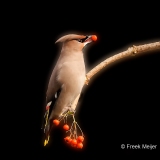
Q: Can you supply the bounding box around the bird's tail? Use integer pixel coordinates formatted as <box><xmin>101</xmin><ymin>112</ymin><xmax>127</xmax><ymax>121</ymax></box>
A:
<box><xmin>43</xmin><ymin>121</ymin><xmax>52</xmax><ymax>146</ymax></box>
<box><xmin>42</xmin><ymin>90</ymin><xmax>61</xmax><ymax>146</ymax></box>
<box><xmin>41</xmin><ymin>101</ymin><xmax>52</xmax><ymax>146</ymax></box>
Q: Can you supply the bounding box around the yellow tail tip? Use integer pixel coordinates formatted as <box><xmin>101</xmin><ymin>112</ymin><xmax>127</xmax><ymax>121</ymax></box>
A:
<box><xmin>44</xmin><ymin>140</ymin><xmax>48</xmax><ymax>146</ymax></box>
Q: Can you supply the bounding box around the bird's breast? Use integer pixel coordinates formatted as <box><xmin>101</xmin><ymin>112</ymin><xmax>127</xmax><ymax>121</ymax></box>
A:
<box><xmin>56</xmin><ymin>59</ymin><xmax>85</xmax><ymax>86</ymax></box>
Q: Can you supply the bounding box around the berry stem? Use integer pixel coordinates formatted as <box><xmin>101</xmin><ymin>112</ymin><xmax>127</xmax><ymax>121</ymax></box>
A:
<box><xmin>75</xmin><ymin>121</ymin><xmax>84</xmax><ymax>137</ymax></box>
<box><xmin>72</xmin><ymin>115</ymin><xmax>77</xmax><ymax>139</ymax></box>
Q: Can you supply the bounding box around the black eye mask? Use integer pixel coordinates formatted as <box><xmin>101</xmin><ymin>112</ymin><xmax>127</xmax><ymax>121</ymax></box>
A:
<box><xmin>76</xmin><ymin>35</ymin><xmax>89</xmax><ymax>43</ymax></box>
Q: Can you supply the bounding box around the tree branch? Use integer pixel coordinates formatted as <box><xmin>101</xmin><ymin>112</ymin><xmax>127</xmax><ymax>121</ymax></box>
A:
<box><xmin>71</xmin><ymin>41</ymin><xmax>160</xmax><ymax>110</ymax></box>
<box><xmin>86</xmin><ymin>42</ymin><xmax>160</xmax><ymax>84</ymax></box>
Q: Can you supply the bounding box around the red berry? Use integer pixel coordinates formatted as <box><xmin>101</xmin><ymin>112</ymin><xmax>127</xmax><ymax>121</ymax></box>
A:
<box><xmin>64</xmin><ymin>136</ymin><xmax>71</xmax><ymax>144</ymax></box>
<box><xmin>77</xmin><ymin>136</ymin><xmax>84</xmax><ymax>142</ymax></box>
<box><xmin>71</xmin><ymin>139</ymin><xmax>77</xmax><ymax>145</ymax></box>
<box><xmin>53</xmin><ymin>119</ymin><xmax>60</xmax><ymax>126</ymax></box>
<box><xmin>71</xmin><ymin>143</ymin><xmax>77</xmax><ymax>148</ymax></box>
<box><xmin>63</xmin><ymin>124</ymin><xmax>69</xmax><ymax>131</ymax></box>
<box><xmin>77</xmin><ymin>142</ymin><xmax>83</xmax><ymax>149</ymax></box>
<box><xmin>91</xmin><ymin>35</ymin><xmax>97</xmax><ymax>41</ymax></box>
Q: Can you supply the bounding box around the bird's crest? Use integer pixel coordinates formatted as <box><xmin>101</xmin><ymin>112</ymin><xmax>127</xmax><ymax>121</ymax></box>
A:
<box><xmin>55</xmin><ymin>34</ymin><xmax>86</xmax><ymax>44</ymax></box>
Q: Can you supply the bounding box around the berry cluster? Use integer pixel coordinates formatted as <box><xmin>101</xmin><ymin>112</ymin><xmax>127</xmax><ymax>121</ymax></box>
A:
<box><xmin>64</xmin><ymin>135</ymin><xmax>84</xmax><ymax>148</ymax></box>
<box><xmin>53</xmin><ymin>117</ymin><xmax>84</xmax><ymax>149</ymax></box>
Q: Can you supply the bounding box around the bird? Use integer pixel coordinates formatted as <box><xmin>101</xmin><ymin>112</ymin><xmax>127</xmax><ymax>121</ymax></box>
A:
<box><xmin>42</xmin><ymin>33</ymin><xmax>97</xmax><ymax>146</ymax></box>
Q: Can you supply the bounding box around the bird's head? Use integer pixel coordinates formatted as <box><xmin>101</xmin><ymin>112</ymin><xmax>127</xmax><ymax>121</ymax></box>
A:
<box><xmin>55</xmin><ymin>34</ymin><xmax>97</xmax><ymax>51</ymax></box>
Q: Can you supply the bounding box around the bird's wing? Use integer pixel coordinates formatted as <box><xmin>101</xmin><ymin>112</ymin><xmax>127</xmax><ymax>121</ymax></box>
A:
<box><xmin>41</xmin><ymin>67</ymin><xmax>61</xmax><ymax>133</ymax></box>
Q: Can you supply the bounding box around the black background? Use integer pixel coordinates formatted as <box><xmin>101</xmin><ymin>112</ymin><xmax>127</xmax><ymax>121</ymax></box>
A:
<box><xmin>10</xmin><ymin>2</ymin><xmax>160</xmax><ymax>159</ymax></box>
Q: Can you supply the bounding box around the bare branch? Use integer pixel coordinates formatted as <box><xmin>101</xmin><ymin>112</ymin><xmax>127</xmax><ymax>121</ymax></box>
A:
<box><xmin>86</xmin><ymin>42</ymin><xmax>160</xmax><ymax>83</ymax></box>
<box><xmin>71</xmin><ymin>41</ymin><xmax>160</xmax><ymax>110</ymax></box>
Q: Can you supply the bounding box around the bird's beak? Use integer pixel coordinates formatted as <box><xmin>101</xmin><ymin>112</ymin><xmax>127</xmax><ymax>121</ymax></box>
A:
<box><xmin>83</xmin><ymin>35</ymin><xmax>97</xmax><ymax>45</ymax></box>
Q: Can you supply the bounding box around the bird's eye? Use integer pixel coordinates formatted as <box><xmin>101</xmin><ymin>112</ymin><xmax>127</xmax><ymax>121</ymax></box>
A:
<box><xmin>77</xmin><ymin>39</ymin><xmax>82</xmax><ymax>43</ymax></box>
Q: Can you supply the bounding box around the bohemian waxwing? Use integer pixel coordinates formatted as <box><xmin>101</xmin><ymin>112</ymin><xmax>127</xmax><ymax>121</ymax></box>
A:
<box><xmin>42</xmin><ymin>34</ymin><xmax>97</xmax><ymax>145</ymax></box>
